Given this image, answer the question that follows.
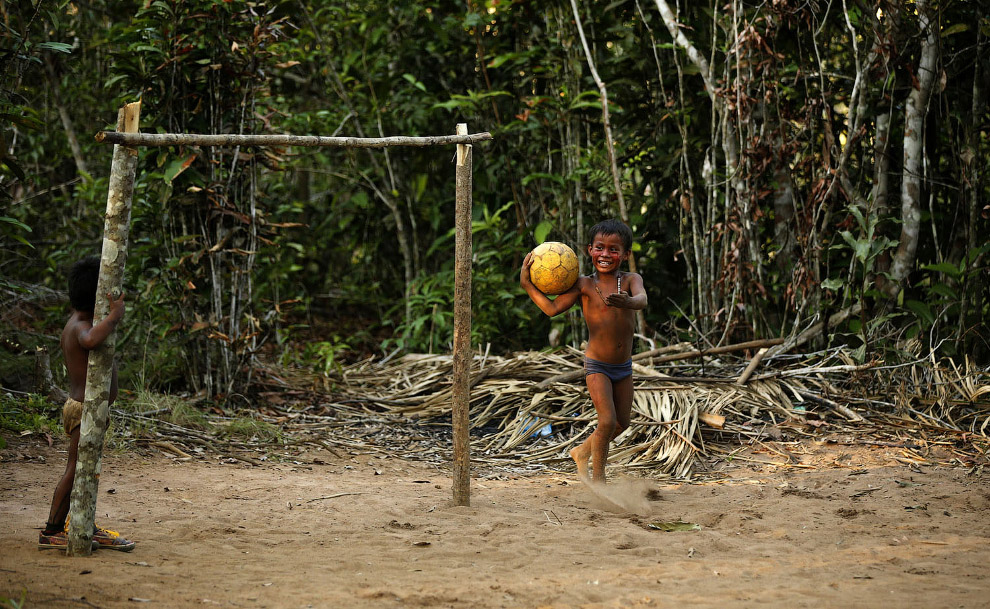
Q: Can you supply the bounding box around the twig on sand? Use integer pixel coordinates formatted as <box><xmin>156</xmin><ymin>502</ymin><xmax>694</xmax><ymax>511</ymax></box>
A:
<box><xmin>305</xmin><ymin>492</ymin><xmax>365</xmax><ymax>503</ymax></box>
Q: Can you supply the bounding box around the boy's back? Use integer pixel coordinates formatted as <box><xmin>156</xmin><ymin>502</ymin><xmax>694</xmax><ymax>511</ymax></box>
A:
<box><xmin>60</xmin><ymin>254</ymin><xmax>124</xmax><ymax>403</ymax></box>
<box><xmin>39</xmin><ymin>256</ymin><xmax>133</xmax><ymax>552</ymax></box>
<box><xmin>62</xmin><ymin>311</ymin><xmax>96</xmax><ymax>403</ymax></box>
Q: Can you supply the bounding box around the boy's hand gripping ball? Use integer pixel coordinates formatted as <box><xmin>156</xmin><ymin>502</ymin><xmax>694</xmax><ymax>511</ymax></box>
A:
<box><xmin>529</xmin><ymin>242</ymin><xmax>579</xmax><ymax>295</ymax></box>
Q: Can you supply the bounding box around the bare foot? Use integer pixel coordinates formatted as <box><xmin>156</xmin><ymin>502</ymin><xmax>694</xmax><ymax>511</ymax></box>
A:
<box><xmin>569</xmin><ymin>445</ymin><xmax>591</xmax><ymax>482</ymax></box>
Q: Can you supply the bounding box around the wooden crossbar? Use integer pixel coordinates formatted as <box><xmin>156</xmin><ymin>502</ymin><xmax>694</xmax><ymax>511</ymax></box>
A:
<box><xmin>95</xmin><ymin>131</ymin><xmax>493</xmax><ymax>148</ymax></box>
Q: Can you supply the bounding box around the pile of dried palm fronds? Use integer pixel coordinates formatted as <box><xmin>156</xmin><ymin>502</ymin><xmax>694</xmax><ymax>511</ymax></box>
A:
<box><xmin>264</xmin><ymin>342</ymin><xmax>988</xmax><ymax>477</ymax></box>
<box><xmin>109</xmin><ymin>341</ymin><xmax>989</xmax><ymax>478</ymax></box>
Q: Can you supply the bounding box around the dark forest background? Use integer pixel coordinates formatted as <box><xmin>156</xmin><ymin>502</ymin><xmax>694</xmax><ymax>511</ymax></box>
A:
<box><xmin>2</xmin><ymin>0</ymin><xmax>988</xmax><ymax>400</ymax></box>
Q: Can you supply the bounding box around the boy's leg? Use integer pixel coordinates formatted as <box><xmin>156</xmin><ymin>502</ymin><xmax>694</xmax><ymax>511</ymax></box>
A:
<box><xmin>45</xmin><ymin>427</ymin><xmax>79</xmax><ymax>532</ymax></box>
<box><xmin>39</xmin><ymin>427</ymin><xmax>80</xmax><ymax>549</ymax></box>
<box><xmin>575</xmin><ymin>373</ymin><xmax>619</xmax><ymax>482</ymax></box>
<box><xmin>610</xmin><ymin>375</ymin><xmax>634</xmax><ymax>441</ymax></box>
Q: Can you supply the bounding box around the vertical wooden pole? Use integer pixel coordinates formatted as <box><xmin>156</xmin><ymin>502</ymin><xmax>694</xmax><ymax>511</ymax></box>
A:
<box><xmin>67</xmin><ymin>101</ymin><xmax>141</xmax><ymax>556</ymax></box>
<box><xmin>452</xmin><ymin>123</ymin><xmax>472</xmax><ymax>506</ymax></box>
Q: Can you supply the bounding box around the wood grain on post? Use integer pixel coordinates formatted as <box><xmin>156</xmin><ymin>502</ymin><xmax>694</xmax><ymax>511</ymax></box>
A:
<box><xmin>67</xmin><ymin>101</ymin><xmax>141</xmax><ymax>556</ymax></box>
<box><xmin>451</xmin><ymin>124</ymin><xmax>473</xmax><ymax>506</ymax></box>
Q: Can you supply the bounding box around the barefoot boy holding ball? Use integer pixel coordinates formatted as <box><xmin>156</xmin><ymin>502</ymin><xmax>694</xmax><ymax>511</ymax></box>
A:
<box><xmin>520</xmin><ymin>219</ymin><xmax>647</xmax><ymax>483</ymax></box>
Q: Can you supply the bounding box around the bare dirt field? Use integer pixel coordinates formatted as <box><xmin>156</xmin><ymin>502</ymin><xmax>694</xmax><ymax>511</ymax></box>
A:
<box><xmin>2</xmin><ymin>434</ymin><xmax>989</xmax><ymax>609</ymax></box>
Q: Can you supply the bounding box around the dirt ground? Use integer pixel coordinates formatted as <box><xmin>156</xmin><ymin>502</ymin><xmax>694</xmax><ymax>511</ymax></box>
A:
<box><xmin>2</xmin><ymin>433</ymin><xmax>989</xmax><ymax>609</ymax></box>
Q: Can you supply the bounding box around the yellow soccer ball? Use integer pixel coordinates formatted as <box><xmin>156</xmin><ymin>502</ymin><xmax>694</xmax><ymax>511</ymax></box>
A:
<box><xmin>529</xmin><ymin>241</ymin><xmax>579</xmax><ymax>295</ymax></box>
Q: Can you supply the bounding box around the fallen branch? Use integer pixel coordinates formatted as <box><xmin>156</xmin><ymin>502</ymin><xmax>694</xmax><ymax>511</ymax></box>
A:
<box><xmin>735</xmin><ymin>348</ymin><xmax>769</xmax><ymax>385</ymax></box>
<box><xmin>766</xmin><ymin>303</ymin><xmax>863</xmax><ymax>358</ymax></box>
<box><xmin>794</xmin><ymin>389</ymin><xmax>865</xmax><ymax>422</ymax></box>
<box><xmin>149</xmin><ymin>441</ymin><xmax>192</xmax><ymax>459</ymax></box>
<box><xmin>537</xmin><ymin>338</ymin><xmax>783</xmax><ymax>388</ymax></box>
<box><xmin>305</xmin><ymin>492</ymin><xmax>365</xmax><ymax>503</ymax></box>
<box><xmin>636</xmin><ymin>338</ymin><xmax>783</xmax><ymax>363</ymax></box>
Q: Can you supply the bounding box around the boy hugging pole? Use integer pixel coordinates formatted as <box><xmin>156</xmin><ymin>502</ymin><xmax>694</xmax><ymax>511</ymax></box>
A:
<box><xmin>68</xmin><ymin>101</ymin><xmax>141</xmax><ymax>556</ymax></box>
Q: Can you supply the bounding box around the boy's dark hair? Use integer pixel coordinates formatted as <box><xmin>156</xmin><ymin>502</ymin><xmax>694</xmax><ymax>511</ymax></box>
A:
<box><xmin>68</xmin><ymin>256</ymin><xmax>101</xmax><ymax>313</ymax></box>
<box><xmin>587</xmin><ymin>218</ymin><xmax>633</xmax><ymax>251</ymax></box>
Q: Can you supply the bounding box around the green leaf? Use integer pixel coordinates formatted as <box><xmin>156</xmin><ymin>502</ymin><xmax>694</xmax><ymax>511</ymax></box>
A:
<box><xmin>133</xmin><ymin>44</ymin><xmax>165</xmax><ymax>55</ymax></box>
<box><xmin>941</xmin><ymin>23</ymin><xmax>969</xmax><ymax>37</ymax></box>
<box><xmin>0</xmin><ymin>112</ymin><xmax>42</xmax><ymax>130</ymax></box>
<box><xmin>853</xmin><ymin>241</ymin><xmax>870</xmax><ymax>263</ymax></box>
<box><xmin>905</xmin><ymin>299</ymin><xmax>935</xmax><ymax>327</ymax></box>
<box><xmin>432</xmin><ymin>100</ymin><xmax>465</xmax><ymax>111</ymax></box>
<box><xmin>927</xmin><ymin>284</ymin><xmax>958</xmax><ymax>301</ymax></box>
<box><xmin>0</xmin><ymin>216</ymin><xmax>32</xmax><ymax>232</ymax></box>
<box><xmin>838</xmin><ymin>230</ymin><xmax>858</xmax><ymax>249</ymax></box>
<box><xmin>488</xmin><ymin>52</ymin><xmax>519</xmax><ymax>69</ymax></box>
<box><xmin>412</xmin><ymin>173</ymin><xmax>428</xmax><ymax>202</ymax></box>
<box><xmin>36</xmin><ymin>42</ymin><xmax>72</xmax><ymax>54</ymax></box>
<box><xmin>848</xmin><ymin>205</ymin><xmax>866</xmax><ymax>230</ymax></box>
<box><xmin>921</xmin><ymin>262</ymin><xmax>961</xmax><ymax>279</ymax></box>
<box><xmin>0</xmin><ymin>156</ymin><xmax>26</xmax><ymax>181</ymax></box>
<box><xmin>351</xmin><ymin>191</ymin><xmax>369</xmax><ymax>209</ymax></box>
<box><xmin>104</xmin><ymin>74</ymin><xmax>128</xmax><ymax>89</ymax></box>
<box><xmin>521</xmin><ymin>172</ymin><xmax>565</xmax><ymax>187</ymax></box>
<box><xmin>401</xmin><ymin>73</ymin><xmax>427</xmax><ymax>92</ymax></box>
<box><xmin>534</xmin><ymin>220</ymin><xmax>553</xmax><ymax>244</ymax></box>
<box><xmin>11</xmin><ymin>234</ymin><xmax>34</xmax><ymax>249</ymax></box>
<box><xmin>569</xmin><ymin>100</ymin><xmax>602</xmax><ymax>111</ymax></box>
<box><xmin>163</xmin><ymin>154</ymin><xmax>197</xmax><ymax>184</ymax></box>
<box><xmin>821</xmin><ymin>278</ymin><xmax>844</xmax><ymax>291</ymax></box>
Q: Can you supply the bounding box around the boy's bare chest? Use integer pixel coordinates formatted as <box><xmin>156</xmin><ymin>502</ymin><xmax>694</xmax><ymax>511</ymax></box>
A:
<box><xmin>581</xmin><ymin>293</ymin><xmax>634</xmax><ymax>327</ymax></box>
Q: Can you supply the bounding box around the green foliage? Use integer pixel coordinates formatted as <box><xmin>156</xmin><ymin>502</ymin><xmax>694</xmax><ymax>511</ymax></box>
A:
<box><xmin>0</xmin><ymin>216</ymin><xmax>32</xmax><ymax>250</ymax></box>
<box><xmin>385</xmin><ymin>200</ymin><xmax>536</xmax><ymax>352</ymax></box>
<box><xmin>221</xmin><ymin>416</ymin><xmax>282</xmax><ymax>443</ymax></box>
<box><xmin>823</xmin><ymin>205</ymin><xmax>899</xmax><ymax>300</ymax></box>
<box><xmin>112</xmin><ymin>390</ymin><xmax>211</xmax><ymax>441</ymax></box>
<box><xmin>0</xmin><ymin>393</ymin><xmax>59</xmax><ymax>435</ymax></box>
<box><xmin>0</xmin><ymin>589</ymin><xmax>27</xmax><ymax>609</ymax></box>
<box><xmin>303</xmin><ymin>337</ymin><xmax>352</xmax><ymax>376</ymax></box>
<box><xmin>3</xmin><ymin>0</ymin><xmax>989</xmax><ymax>406</ymax></box>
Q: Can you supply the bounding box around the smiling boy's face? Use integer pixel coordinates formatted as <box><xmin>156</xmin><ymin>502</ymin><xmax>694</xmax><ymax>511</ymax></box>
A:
<box><xmin>587</xmin><ymin>232</ymin><xmax>629</xmax><ymax>274</ymax></box>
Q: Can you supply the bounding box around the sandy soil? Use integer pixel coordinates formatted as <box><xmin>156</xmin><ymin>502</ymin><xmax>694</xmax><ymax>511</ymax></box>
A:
<box><xmin>2</xmin><ymin>434</ymin><xmax>989</xmax><ymax>609</ymax></box>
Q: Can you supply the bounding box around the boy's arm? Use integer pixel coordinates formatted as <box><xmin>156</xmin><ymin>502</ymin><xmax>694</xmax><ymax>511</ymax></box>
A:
<box><xmin>520</xmin><ymin>253</ymin><xmax>581</xmax><ymax>317</ymax></box>
<box><xmin>604</xmin><ymin>273</ymin><xmax>647</xmax><ymax>310</ymax></box>
<box><xmin>77</xmin><ymin>293</ymin><xmax>126</xmax><ymax>350</ymax></box>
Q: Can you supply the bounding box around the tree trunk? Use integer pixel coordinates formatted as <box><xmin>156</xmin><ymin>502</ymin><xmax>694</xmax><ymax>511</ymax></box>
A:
<box><xmin>871</xmin><ymin>112</ymin><xmax>894</xmax><ymax>293</ymax></box>
<box><xmin>653</xmin><ymin>0</ymin><xmax>714</xmax><ymax>98</ymax></box>
<box><xmin>885</xmin><ymin>0</ymin><xmax>938</xmax><ymax>297</ymax></box>
<box><xmin>653</xmin><ymin>0</ymin><xmax>717</xmax><ymax>337</ymax></box>
<box><xmin>44</xmin><ymin>57</ymin><xmax>88</xmax><ymax>177</ymax></box>
<box><xmin>769</xmin><ymin>89</ymin><xmax>798</xmax><ymax>276</ymax></box>
<box><xmin>67</xmin><ymin>101</ymin><xmax>141</xmax><ymax>556</ymax></box>
<box><xmin>569</xmin><ymin>0</ymin><xmax>625</xmax><ymax>217</ymax></box>
<box><xmin>961</xmin><ymin>24</ymin><xmax>987</xmax><ymax>353</ymax></box>
<box><xmin>569</xmin><ymin>0</ymin><xmax>646</xmax><ymax>336</ymax></box>
<box><xmin>34</xmin><ymin>346</ymin><xmax>68</xmax><ymax>404</ymax></box>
